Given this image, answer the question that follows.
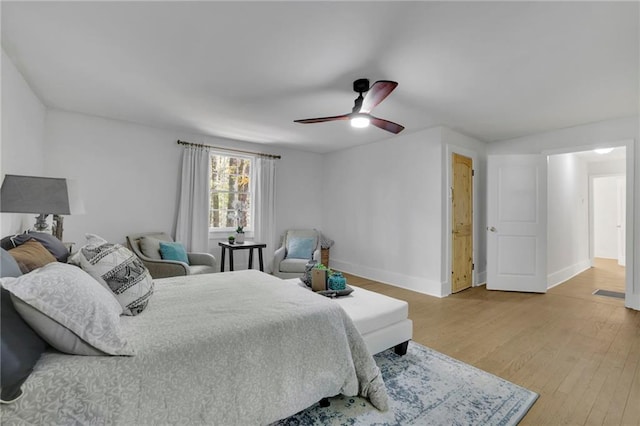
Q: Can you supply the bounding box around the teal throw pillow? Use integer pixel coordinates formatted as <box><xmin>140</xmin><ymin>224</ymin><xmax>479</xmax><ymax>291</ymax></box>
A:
<box><xmin>286</xmin><ymin>237</ymin><xmax>315</xmax><ymax>259</ymax></box>
<box><xmin>159</xmin><ymin>241</ymin><xmax>189</xmax><ymax>264</ymax></box>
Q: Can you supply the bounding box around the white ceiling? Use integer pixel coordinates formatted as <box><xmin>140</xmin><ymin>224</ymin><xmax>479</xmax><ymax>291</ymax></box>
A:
<box><xmin>2</xmin><ymin>1</ymin><xmax>638</xmax><ymax>153</ymax></box>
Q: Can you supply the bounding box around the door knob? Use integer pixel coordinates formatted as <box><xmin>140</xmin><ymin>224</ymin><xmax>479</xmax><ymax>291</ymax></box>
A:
<box><xmin>487</xmin><ymin>226</ymin><xmax>497</xmax><ymax>232</ymax></box>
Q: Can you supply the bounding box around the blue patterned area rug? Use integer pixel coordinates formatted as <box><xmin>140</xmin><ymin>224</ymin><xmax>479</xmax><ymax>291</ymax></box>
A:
<box><xmin>275</xmin><ymin>342</ymin><xmax>538</xmax><ymax>425</ymax></box>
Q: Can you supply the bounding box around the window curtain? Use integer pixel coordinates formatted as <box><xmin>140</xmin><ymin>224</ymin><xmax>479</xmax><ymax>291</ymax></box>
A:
<box><xmin>175</xmin><ymin>145</ymin><xmax>211</xmax><ymax>252</ymax></box>
<box><xmin>252</xmin><ymin>157</ymin><xmax>277</xmax><ymax>272</ymax></box>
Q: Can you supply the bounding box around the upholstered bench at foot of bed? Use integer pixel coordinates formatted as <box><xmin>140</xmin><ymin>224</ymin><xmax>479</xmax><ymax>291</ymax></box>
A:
<box><xmin>284</xmin><ymin>279</ymin><xmax>413</xmax><ymax>355</ymax></box>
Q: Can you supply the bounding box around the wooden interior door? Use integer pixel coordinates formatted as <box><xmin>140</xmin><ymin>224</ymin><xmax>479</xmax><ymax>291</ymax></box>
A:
<box><xmin>451</xmin><ymin>153</ymin><xmax>473</xmax><ymax>293</ymax></box>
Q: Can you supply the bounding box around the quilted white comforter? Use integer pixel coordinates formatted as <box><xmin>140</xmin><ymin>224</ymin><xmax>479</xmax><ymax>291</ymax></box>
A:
<box><xmin>1</xmin><ymin>270</ymin><xmax>388</xmax><ymax>425</ymax></box>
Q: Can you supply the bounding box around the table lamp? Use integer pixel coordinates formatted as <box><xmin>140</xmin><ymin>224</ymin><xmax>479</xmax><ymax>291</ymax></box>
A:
<box><xmin>0</xmin><ymin>174</ymin><xmax>84</xmax><ymax>241</ymax></box>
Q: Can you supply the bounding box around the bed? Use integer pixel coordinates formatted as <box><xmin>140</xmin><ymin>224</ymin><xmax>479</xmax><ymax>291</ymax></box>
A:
<box><xmin>1</xmin><ymin>269</ymin><xmax>388</xmax><ymax>425</ymax></box>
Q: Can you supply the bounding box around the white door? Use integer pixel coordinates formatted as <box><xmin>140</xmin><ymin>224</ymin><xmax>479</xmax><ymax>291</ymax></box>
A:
<box><xmin>487</xmin><ymin>155</ymin><xmax>547</xmax><ymax>293</ymax></box>
<box><xmin>617</xmin><ymin>177</ymin><xmax>626</xmax><ymax>266</ymax></box>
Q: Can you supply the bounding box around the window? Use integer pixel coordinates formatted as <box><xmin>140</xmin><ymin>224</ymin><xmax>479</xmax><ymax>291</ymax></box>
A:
<box><xmin>209</xmin><ymin>153</ymin><xmax>253</xmax><ymax>231</ymax></box>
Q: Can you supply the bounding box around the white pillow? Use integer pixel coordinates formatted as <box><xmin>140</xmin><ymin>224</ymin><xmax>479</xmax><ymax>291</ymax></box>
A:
<box><xmin>70</xmin><ymin>234</ymin><xmax>154</xmax><ymax>316</ymax></box>
<box><xmin>0</xmin><ymin>263</ymin><xmax>133</xmax><ymax>356</ymax></box>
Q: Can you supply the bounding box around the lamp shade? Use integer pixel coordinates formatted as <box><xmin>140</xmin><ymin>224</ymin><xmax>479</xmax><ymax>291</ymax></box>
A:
<box><xmin>0</xmin><ymin>175</ymin><xmax>84</xmax><ymax>215</ymax></box>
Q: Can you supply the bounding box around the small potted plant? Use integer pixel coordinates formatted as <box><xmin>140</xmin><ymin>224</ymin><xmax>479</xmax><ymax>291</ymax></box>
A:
<box><xmin>228</xmin><ymin>235</ymin><xmax>235</xmax><ymax>244</ymax></box>
<box><xmin>235</xmin><ymin>226</ymin><xmax>245</xmax><ymax>244</ymax></box>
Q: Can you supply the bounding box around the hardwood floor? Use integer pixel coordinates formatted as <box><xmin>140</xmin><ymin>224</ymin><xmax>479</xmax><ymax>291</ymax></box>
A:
<box><xmin>342</xmin><ymin>258</ymin><xmax>640</xmax><ymax>425</ymax></box>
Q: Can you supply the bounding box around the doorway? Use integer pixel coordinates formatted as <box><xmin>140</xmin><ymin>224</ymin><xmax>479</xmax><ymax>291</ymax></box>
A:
<box><xmin>486</xmin><ymin>146</ymin><xmax>629</xmax><ymax>295</ymax></box>
<box><xmin>592</xmin><ymin>175</ymin><xmax>626</xmax><ymax>266</ymax></box>
<box><xmin>547</xmin><ymin>147</ymin><xmax>626</xmax><ymax>292</ymax></box>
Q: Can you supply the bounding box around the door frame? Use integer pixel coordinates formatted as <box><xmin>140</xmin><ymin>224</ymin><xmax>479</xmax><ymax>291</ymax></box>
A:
<box><xmin>444</xmin><ymin>144</ymin><xmax>481</xmax><ymax>296</ymax></box>
<box><xmin>542</xmin><ymin>139</ymin><xmax>635</xmax><ymax>309</ymax></box>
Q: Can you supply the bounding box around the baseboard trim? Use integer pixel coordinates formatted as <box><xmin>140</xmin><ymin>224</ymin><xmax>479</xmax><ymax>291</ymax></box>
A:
<box><xmin>330</xmin><ymin>259</ymin><xmax>444</xmax><ymax>298</ymax></box>
<box><xmin>476</xmin><ymin>271</ymin><xmax>487</xmax><ymax>287</ymax></box>
<box><xmin>547</xmin><ymin>259</ymin><xmax>591</xmax><ymax>289</ymax></box>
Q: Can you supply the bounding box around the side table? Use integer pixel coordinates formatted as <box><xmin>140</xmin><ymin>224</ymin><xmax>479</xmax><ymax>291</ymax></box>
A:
<box><xmin>218</xmin><ymin>241</ymin><xmax>267</xmax><ymax>272</ymax></box>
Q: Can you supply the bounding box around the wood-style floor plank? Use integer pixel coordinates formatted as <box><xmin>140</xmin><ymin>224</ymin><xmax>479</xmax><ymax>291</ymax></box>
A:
<box><xmin>341</xmin><ymin>258</ymin><xmax>639</xmax><ymax>425</ymax></box>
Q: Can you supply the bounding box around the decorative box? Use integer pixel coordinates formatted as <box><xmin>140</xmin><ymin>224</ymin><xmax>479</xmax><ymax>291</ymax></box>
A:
<box><xmin>311</xmin><ymin>269</ymin><xmax>327</xmax><ymax>292</ymax></box>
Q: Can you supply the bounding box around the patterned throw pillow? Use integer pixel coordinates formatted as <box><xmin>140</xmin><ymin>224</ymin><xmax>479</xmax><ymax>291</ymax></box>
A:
<box><xmin>70</xmin><ymin>234</ymin><xmax>154</xmax><ymax>316</ymax></box>
<box><xmin>1</xmin><ymin>263</ymin><xmax>133</xmax><ymax>356</ymax></box>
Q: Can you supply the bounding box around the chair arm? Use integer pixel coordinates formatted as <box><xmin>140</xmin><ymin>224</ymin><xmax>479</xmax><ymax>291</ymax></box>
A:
<box><xmin>272</xmin><ymin>246</ymin><xmax>286</xmax><ymax>273</ymax></box>
<box><xmin>188</xmin><ymin>252</ymin><xmax>217</xmax><ymax>268</ymax></box>
<box><xmin>141</xmin><ymin>259</ymin><xmax>189</xmax><ymax>279</ymax></box>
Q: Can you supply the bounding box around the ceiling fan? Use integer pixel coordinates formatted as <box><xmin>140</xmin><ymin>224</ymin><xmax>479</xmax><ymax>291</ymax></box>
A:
<box><xmin>294</xmin><ymin>78</ymin><xmax>405</xmax><ymax>134</ymax></box>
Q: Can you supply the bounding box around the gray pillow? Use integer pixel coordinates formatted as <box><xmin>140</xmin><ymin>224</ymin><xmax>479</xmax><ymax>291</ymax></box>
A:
<box><xmin>11</xmin><ymin>297</ymin><xmax>106</xmax><ymax>356</ymax></box>
<box><xmin>1</xmin><ymin>249</ymin><xmax>49</xmax><ymax>403</ymax></box>
<box><xmin>1</xmin><ymin>262</ymin><xmax>133</xmax><ymax>356</ymax></box>
<box><xmin>139</xmin><ymin>236</ymin><xmax>163</xmax><ymax>260</ymax></box>
<box><xmin>0</xmin><ymin>248</ymin><xmax>22</xmax><ymax>278</ymax></box>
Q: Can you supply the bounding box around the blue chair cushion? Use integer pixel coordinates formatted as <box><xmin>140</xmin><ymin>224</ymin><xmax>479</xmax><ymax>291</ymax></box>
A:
<box><xmin>286</xmin><ymin>237</ymin><xmax>315</xmax><ymax>260</ymax></box>
<box><xmin>159</xmin><ymin>241</ymin><xmax>189</xmax><ymax>264</ymax></box>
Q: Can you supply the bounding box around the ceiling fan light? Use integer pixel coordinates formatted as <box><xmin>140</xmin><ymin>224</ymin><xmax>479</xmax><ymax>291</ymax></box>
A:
<box><xmin>594</xmin><ymin>148</ymin><xmax>614</xmax><ymax>154</ymax></box>
<box><xmin>350</xmin><ymin>115</ymin><xmax>370</xmax><ymax>128</ymax></box>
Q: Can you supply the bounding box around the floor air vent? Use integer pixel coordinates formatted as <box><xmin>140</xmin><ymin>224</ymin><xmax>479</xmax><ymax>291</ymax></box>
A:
<box><xmin>592</xmin><ymin>289</ymin><xmax>625</xmax><ymax>299</ymax></box>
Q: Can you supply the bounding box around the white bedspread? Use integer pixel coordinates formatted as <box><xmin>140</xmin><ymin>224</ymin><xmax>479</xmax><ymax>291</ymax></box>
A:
<box><xmin>1</xmin><ymin>270</ymin><xmax>387</xmax><ymax>425</ymax></box>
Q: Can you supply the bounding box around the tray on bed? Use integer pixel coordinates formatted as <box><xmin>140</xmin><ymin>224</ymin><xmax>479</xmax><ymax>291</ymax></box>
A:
<box><xmin>316</xmin><ymin>285</ymin><xmax>354</xmax><ymax>298</ymax></box>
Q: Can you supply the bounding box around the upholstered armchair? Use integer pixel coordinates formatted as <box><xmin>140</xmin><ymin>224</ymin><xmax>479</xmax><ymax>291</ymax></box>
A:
<box><xmin>126</xmin><ymin>232</ymin><xmax>217</xmax><ymax>279</ymax></box>
<box><xmin>272</xmin><ymin>229</ymin><xmax>321</xmax><ymax>279</ymax></box>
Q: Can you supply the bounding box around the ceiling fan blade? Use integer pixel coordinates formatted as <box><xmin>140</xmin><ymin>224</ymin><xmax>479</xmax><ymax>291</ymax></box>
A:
<box><xmin>360</xmin><ymin>80</ymin><xmax>398</xmax><ymax>114</ymax></box>
<box><xmin>370</xmin><ymin>116</ymin><xmax>405</xmax><ymax>134</ymax></box>
<box><xmin>294</xmin><ymin>114</ymin><xmax>350</xmax><ymax>124</ymax></box>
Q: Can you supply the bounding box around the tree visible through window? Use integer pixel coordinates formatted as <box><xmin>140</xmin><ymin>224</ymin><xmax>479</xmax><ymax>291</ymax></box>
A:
<box><xmin>210</xmin><ymin>153</ymin><xmax>252</xmax><ymax>230</ymax></box>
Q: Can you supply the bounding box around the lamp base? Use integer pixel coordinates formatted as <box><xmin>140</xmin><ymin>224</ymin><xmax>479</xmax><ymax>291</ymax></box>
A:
<box><xmin>34</xmin><ymin>214</ymin><xmax>49</xmax><ymax>232</ymax></box>
<box><xmin>52</xmin><ymin>215</ymin><xmax>64</xmax><ymax>241</ymax></box>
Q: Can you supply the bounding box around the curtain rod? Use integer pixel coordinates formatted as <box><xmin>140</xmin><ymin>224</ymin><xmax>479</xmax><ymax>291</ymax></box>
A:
<box><xmin>177</xmin><ymin>140</ymin><xmax>281</xmax><ymax>159</ymax></box>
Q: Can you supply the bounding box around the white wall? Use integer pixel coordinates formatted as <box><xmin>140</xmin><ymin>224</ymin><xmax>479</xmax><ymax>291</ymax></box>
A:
<box><xmin>589</xmin><ymin>158</ymin><xmax>626</xmax><ymax>176</ymax></box>
<box><xmin>43</xmin><ymin>110</ymin><xmax>183</xmax><ymax>245</ymax></box>
<box><xmin>488</xmin><ymin>116</ymin><xmax>639</xmax><ymax>310</ymax></box>
<box><xmin>593</xmin><ymin>176</ymin><xmax>622</xmax><ymax>259</ymax></box>
<box><xmin>1</xmin><ymin>48</ymin><xmax>47</xmax><ymax>236</ymax></box>
<box><xmin>547</xmin><ymin>153</ymin><xmax>590</xmax><ymax>287</ymax></box>
<box><xmin>322</xmin><ymin>126</ymin><xmax>486</xmax><ymax>297</ymax></box>
<box><xmin>39</xmin><ymin>109</ymin><xmax>323</xmax><ymax>268</ymax></box>
<box><xmin>322</xmin><ymin>127</ymin><xmax>439</xmax><ymax>296</ymax></box>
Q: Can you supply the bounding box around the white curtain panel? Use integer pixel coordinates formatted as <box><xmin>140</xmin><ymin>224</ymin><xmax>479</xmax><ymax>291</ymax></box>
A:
<box><xmin>253</xmin><ymin>157</ymin><xmax>277</xmax><ymax>273</ymax></box>
<box><xmin>175</xmin><ymin>146</ymin><xmax>211</xmax><ymax>253</ymax></box>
